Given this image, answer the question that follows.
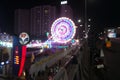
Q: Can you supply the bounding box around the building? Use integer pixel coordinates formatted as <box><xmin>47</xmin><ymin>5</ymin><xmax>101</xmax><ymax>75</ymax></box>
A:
<box><xmin>60</xmin><ymin>0</ymin><xmax>73</xmax><ymax>19</ymax></box>
<box><xmin>0</xmin><ymin>28</ymin><xmax>1</xmax><ymax>33</ymax></box>
<box><xmin>30</xmin><ymin>5</ymin><xmax>56</xmax><ymax>36</ymax></box>
<box><xmin>14</xmin><ymin>9</ymin><xmax>30</xmax><ymax>35</ymax></box>
<box><xmin>14</xmin><ymin>5</ymin><xmax>56</xmax><ymax>38</ymax></box>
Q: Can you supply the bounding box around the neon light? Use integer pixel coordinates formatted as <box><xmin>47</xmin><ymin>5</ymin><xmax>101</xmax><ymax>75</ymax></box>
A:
<box><xmin>18</xmin><ymin>46</ymin><xmax>26</xmax><ymax>77</ymax></box>
<box><xmin>51</xmin><ymin>17</ymin><xmax>76</xmax><ymax>43</ymax></box>
<box><xmin>14</xmin><ymin>56</ymin><xmax>19</xmax><ymax>64</ymax></box>
<box><xmin>14</xmin><ymin>46</ymin><xmax>19</xmax><ymax>65</ymax></box>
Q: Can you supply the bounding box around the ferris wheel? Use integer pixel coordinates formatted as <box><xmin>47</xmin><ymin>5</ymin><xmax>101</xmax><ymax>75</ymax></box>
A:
<box><xmin>51</xmin><ymin>17</ymin><xmax>76</xmax><ymax>43</ymax></box>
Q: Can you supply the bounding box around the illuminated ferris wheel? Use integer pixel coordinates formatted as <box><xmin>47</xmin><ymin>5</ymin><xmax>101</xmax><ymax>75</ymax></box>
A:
<box><xmin>51</xmin><ymin>17</ymin><xmax>76</xmax><ymax>43</ymax></box>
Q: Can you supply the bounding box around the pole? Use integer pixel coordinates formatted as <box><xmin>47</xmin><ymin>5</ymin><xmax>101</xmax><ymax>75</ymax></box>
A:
<box><xmin>85</xmin><ymin>0</ymin><xmax>88</xmax><ymax>36</ymax></box>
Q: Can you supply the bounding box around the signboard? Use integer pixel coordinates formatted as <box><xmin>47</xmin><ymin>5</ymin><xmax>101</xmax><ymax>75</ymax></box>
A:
<box><xmin>12</xmin><ymin>36</ymin><xmax>22</xmax><ymax>76</ymax></box>
<box><xmin>19</xmin><ymin>32</ymin><xmax>29</xmax><ymax>45</ymax></box>
<box><xmin>12</xmin><ymin>36</ymin><xmax>26</xmax><ymax>77</ymax></box>
<box><xmin>108</xmin><ymin>33</ymin><xmax>116</xmax><ymax>38</ymax></box>
<box><xmin>61</xmin><ymin>1</ymin><xmax>68</xmax><ymax>5</ymax></box>
<box><xmin>107</xmin><ymin>29</ymin><xmax>116</xmax><ymax>38</ymax></box>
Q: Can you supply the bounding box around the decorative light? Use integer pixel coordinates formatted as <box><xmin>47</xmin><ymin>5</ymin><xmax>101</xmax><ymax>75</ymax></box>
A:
<box><xmin>6</xmin><ymin>61</ymin><xmax>9</xmax><ymax>64</ymax></box>
<box><xmin>18</xmin><ymin>46</ymin><xmax>26</xmax><ymax>77</ymax></box>
<box><xmin>1</xmin><ymin>62</ymin><xmax>4</xmax><ymax>65</ymax></box>
<box><xmin>78</xmin><ymin>19</ymin><xmax>81</xmax><ymax>23</ymax></box>
<box><xmin>51</xmin><ymin>17</ymin><xmax>76</xmax><ymax>43</ymax></box>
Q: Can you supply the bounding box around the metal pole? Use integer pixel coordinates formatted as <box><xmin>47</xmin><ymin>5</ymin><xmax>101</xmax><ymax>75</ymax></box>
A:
<box><xmin>85</xmin><ymin>0</ymin><xmax>88</xmax><ymax>35</ymax></box>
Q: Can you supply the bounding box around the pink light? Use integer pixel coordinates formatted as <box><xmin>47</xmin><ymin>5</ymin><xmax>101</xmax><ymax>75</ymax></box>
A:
<box><xmin>18</xmin><ymin>46</ymin><xmax>26</xmax><ymax>77</ymax></box>
<box><xmin>51</xmin><ymin>17</ymin><xmax>76</xmax><ymax>43</ymax></box>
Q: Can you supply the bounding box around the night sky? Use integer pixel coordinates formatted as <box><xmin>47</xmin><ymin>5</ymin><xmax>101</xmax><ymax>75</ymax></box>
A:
<box><xmin>0</xmin><ymin>0</ymin><xmax>120</xmax><ymax>33</ymax></box>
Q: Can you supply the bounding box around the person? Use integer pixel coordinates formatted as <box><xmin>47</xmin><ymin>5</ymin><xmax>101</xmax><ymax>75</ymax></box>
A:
<box><xmin>105</xmin><ymin>37</ymin><xmax>111</xmax><ymax>48</ymax></box>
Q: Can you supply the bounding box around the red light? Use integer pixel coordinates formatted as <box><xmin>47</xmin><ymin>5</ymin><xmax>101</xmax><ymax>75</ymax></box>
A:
<box><xmin>18</xmin><ymin>46</ymin><xmax>26</xmax><ymax>77</ymax></box>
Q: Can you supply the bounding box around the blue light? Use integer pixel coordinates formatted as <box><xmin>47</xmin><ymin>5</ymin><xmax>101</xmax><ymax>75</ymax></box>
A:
<box><xmin>71</xmin><ymin>39</ymin><xmax>75</xmax><ymax>43</ymax></box>
<box><xmin>6</xmin><ymin>61</ymin><xmax>9</xmax><ymax>64</ymax></box>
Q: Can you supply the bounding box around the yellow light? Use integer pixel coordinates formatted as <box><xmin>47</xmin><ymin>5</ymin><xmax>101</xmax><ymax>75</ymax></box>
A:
<box><xmin>106</xmin><ymin>41</ymin><xmax>111</xmax><ymax>48</ymax></box>
<box><xmin>15</xmin><ymin>56</ymin><xmax>19</xmax><ymax>64</ymax></box>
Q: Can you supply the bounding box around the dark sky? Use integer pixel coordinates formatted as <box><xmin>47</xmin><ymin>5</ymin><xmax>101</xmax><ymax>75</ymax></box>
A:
<box><xmin>0</xmin><ymin>0</ymin><xmax>120</xmax><ymax>33</ymax></box>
